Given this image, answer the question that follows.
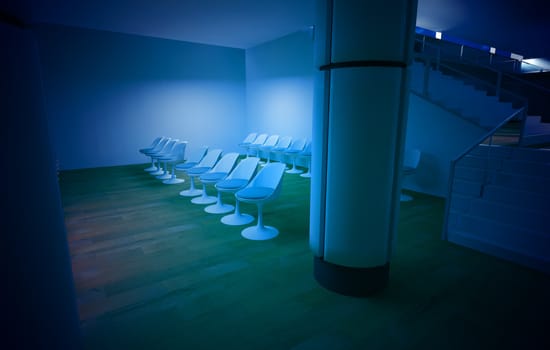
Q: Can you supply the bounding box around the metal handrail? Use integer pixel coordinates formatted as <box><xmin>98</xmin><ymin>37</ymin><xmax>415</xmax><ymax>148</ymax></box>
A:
<box><xmin>441</xmin><ymin>107</ymin><xmax>527</xmax><ymax>240</ymax></box>
<box><xmin>416</xmin><ymin>35</ymin><xmax>550</xmax><ymax>96</ymax></box>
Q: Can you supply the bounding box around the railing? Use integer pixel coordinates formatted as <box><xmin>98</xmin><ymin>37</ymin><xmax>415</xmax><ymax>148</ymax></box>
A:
<box><xmin>441</xmin><ymin>106</ymin><xmax>527</xmax><ymax>240</ymax></box>
<box><xmin>415</xmin><ymin>34</ymin><xmax>549</xmax><ymax>74</ymax></box>
<box><xmin>415</xmin><ymin>35</ymin><xmax>550</xmax><ymax>116</ymax></box>
<box><xmin>411</xmin><ymin>32</ymin><xmax>535</xmax><ymax>240</ymax></box>
<box><xmin>413</xmin><ymin>53</ymin><xmax>529</xmax><ymax>115</ymax></box>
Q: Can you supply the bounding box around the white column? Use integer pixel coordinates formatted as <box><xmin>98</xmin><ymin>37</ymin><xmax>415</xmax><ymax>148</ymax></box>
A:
<box><xmin>310</xmin><ymin>0</ymin><xmax>418</xmax><ymax>296</ymax></box>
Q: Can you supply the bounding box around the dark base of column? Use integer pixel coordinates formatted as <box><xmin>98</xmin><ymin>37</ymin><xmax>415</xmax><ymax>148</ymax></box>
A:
<box><xmin>313</xmin><ymin>256</ymin><xmax>389</xmax><ymax>297</ymax></box>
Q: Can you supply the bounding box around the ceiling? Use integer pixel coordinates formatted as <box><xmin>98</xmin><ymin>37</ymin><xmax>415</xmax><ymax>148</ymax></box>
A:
<box><xmin>5</xmin><ymin>0</ymin><xmax>550</xmax><ymax>58</ymax></box>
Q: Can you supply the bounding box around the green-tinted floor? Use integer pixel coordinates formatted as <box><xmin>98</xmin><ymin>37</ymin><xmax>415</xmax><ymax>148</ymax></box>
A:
<box><xmin>59</xmin><ymin>163</ymin><xmax>550</xmax><ymax>350</ymax></box>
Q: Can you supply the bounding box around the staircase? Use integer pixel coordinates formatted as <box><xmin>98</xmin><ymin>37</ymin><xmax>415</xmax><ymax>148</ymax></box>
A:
<box><xmin>411</xmin><ymin>35</ymin><xmax>550</xmax><ymax>274</ymax></box>
<box><xmin>446</xmin><ymin>144</ymin><xmax>550</xmax><ymax>273</ymax></box>
<box><xmin>410</xmin><ymin>61</ymin><xmax>520</xmax><ymax>130</ymax></box>
<box><xmin>523</xmin><ymin>115</ymin><xmax>550</xmax><ymax>146</ymax></box>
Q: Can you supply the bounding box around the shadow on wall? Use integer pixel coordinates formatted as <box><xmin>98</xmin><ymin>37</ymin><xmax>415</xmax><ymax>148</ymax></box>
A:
<box><xmin>406</xmin><ymin>152</ymin><xmax>443</xmax><ymax>190</ymax></box>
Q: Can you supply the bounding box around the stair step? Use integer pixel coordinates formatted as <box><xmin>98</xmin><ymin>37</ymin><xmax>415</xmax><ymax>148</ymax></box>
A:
<box><xmin>449</xmin><ymin>193</ymin><xmax>474</xmax><ymax>212</ymax></box>
<box><xmin>522</xmin><ymin>134</ymin><xmax>550</xmax><ymax>146</ymax></box>
<box><xmin>469</xmin><ymin>199</ymin><xmax>549</xmax><ymax>233</ymax></box>
<box><xmin>448</xmin><ymin>212</ymin><xmax>549</xmax><ymax>257</ymax></box>
<box><xmin>493</xmin><ymin>171</ymin><xmax>550</xmax><ymax>195</ymax></box>
<box><xmin>456</xmin><ymin>155</ymin><xmax>503</xmax><ymax>170</ymax></box>
<box><xmin>452</xmin><ymin>179</ymin><xmax>483</xmax><ymax>197</ymax></box>
<box><xmin>470</xmin><ymin>145</ymin><xmax>514</xmax><ymax>158</ymax></box>
<box><xmin>454</xmin><ymin>165</ymin><xmax>485</xmax><ymax>182</ymax></box>
<box><xmin>447</xmin><ymin>228</ymin><xmax>550</xmax><ymax>274</ymax></box>
<box><xmin>483</xmin><ymin>185</ymin><xmax>549</xmax><ymax>214</ymax></box>
<box><xmin>501</xmin><ymin>158</ymin><xmax>550</xmax><ymax>176</ymax></box>
<box><xmin>511</xmin><ymin>147</ymin><xmax>550</xmax><ymax>163</ymax></box>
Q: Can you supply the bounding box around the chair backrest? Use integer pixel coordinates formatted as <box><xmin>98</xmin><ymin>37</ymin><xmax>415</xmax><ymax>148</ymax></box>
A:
<box><xmin>147</xmin><ymin>136</ymin><xmax>163</xmax><ymax>148</ymax></box>
<box><xmin>162</xmin><ymin>139</ymin><xmax>180</xmax><ymax>154</ymax></box>
<box><xmin>251</xmin><ymin>133</ymin><xmax>268</xmax><ymax>146</ymax></box>
<box><xmin>196</xmin><ymin>149</ymin><xmax>222</xmax><ymax>168</ymax></box>
<box><xmin>242</xmin><ymin>132</ymin><xmax>257</xmax><ymax>144</ymax></box>
<box><xmin>300</xmin><ymin>141</ymin><xmax>311</xmax><ymax>155</ymax></box>
<box><xmin>227</xmin><ymin>157</ymin><xmax>259</xmax><ymax>181</ymax></box>
<box><xmin>210</xmin><ymin>152</ymin><xmax>239</xmax><ymax>173</ymax></box>
<box><xmin>170</xmin><ymin>142</ymin><xmax>187</xmax><ymax>161</ymax></box>
<box><xmin>263</xmin><ymin>134</ymin><xmax>279</xmax><ymax>147</ymax></box>
<box><xmin>275</xmin><ymin>136</ymin><xmax>292</xmax><ymax>149</ymax></box>
<box><xmin>186</xmin><ymin>146</ymin><xmax>208</xmax><ymax>163</ymax></box>
<box><xmin>249</xmin><ymin>162</ymin><xmax>286</xmax><ymax>190</ymax></box>
<box><xmin>404</xmin><ymin>148</ymin><xmax>421</xmax><ymax>169</ymax></box>
<box><xmin>159</xmin><ymin>139</ymin><xmax>178</xmax><ymax>155</ymax></box>
<box><xmin>288</xmin><ymin>138</ymin><xmax>307</xmax><ymax>151</ymax></box>
<box><xmin>151</xmin><ymin>137</ymin><xmax>170</xmax><ymax>153</ymax></box>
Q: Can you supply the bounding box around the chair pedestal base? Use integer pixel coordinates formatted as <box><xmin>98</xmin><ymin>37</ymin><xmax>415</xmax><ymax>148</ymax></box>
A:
<box><xmin>144</xmin><ymin>166</ymin><xmax>157</xmax><ymax>172</ymax></box>
<box><xmin>285</xmin><ymin>168</ymin><xmax>302</xmax><ymax>174</ymax></box>
<box><xmin>400</xmin><ymin>193</ymin><xmax>413</xmax><ymax>202</ymax></box>
<box><xmin>180</xmin><ymin>189</ymin><xmax>202</xmax><ymax>197</ymax></box>
<box><xmin>163</xmin><ymin>177</ymin><xmax>184</xmax><ymax>185</ymax></box>
<box><xmin>150</xmin><ymin>169</ymin><xmax>164</xmax><ymax>176</ymax></box>
<box><xmin>205</xmin><ymin>203</ymin><xmax>234</xmax><ymax>214</ymax></box>
<box><xmin>221</xmin><ymin>213</ymin><xmax>254</xmax><ymax>226</ymax></box>
<box><xmin>300</xmin><ymin>172</ymin><xmax>311</xmax><ymax>178</ymax></box>
<box><xmin>156</xmin><ymin>173</ymin><xmax>171</xmax><ymax>180</ymax></box>
<box><xmin>241</xmin><ymin>225</ymin><xmax>279</xmax><ymax>240</ymax></box>
<box><xmin>191</xmin><ymin>195</ymin><xmax>217</xmax><ymax>204</ymax></box>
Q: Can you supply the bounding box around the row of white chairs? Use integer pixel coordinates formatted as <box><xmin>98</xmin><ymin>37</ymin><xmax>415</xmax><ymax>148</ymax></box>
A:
<box><xmin>139</xmin><ymin>137</ymin><xmax>188</xmax><ymax>184</ymax></box>
<box><xmin>139</xmin><ymin>137</ymin><xmax>289</xmax><ymax>240</ymax></box>
<box><xmin>238</xmin><ymin>132</ymin><xmax>312</xmax><ymax>178</ymax></box>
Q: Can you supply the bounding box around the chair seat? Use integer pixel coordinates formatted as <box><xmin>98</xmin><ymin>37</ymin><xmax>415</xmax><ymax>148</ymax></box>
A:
<box><xmin>237</xmin><ymin>186</ymin><xmax>274</xmax><ymax>200</ymax></box>
<box><xmin>187</xmin><ymin>166</ymin><xmax>211</xmax><ymax>175</ymax></box>
<box><xmin>200</xmin><ymin>172</ymin><xmax>227</xmax><ymax>182</ymax></box>
<box><xmin>271</xmin><ymin>147</ymin><xmax>287</xmax><ymax>152</ymax></box>
<box><xmin>216</xmin><ymin>178</ymin><xmax>248</xmax><ymax>191</ymax></box>
<box><xmin>285</xmin><ymin>149</ymin><xmax>301</xmax><ymax>154</ymax></box>
<box><xmin>157</xmin><ymin>155</ymin><xmax>178</xmax><ymax>162</ymax></box>
<box><xmin>175</xmin><ymin>162</ymin><xmax>198</xmax><ymax>171</ymax></box>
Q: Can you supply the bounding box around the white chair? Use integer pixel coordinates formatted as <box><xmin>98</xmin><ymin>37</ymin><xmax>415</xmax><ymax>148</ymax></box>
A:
<box><xmin>271</xmin><ymin>136</ymin><xmax>292</xmax><ymax>163</ymax></box>
<box><xmin>211</xmin><ymin>157</ymin><xmax>260</xmax><ymax>218</ymax></box>
<box><xmin>140</xmin><ymin>136</ymin><xmax>164</xmax><ymax>171</ymax></box>
<box><xmin>299</xmin><ymin>141</ymin><xmax>312</xmax><ymax>178</ymax></box>
<box><xmin>263</xmin><ymin>135</ymin><xmax>291</xmax><ymax>167</ymax></box>
<box><xmin>142</xmin><ymin>137</ymin><xmax>170</xmax><ymax>172</ymax></box>
<box><xmin>284</xmin><ymin>138</ymin><xmax>307</xmax><ymax>174</ymax></box>
<box><xmin>245</xmin><ymin>133</ymin><xmax>268</xmax><ymax>158</ymax></box>
<box><xmin>400</xmin><ymin>148</ymin><xmax>422</xmax><ymax>202</ymax></box>
<box><xmin>258</xmin><ymin>134</ymin><xmax>279</xmax><ymax>165</ymax></box>
<box><xmin>150</xmin><ymin>139</ymin><xmax>179</xmax><ymax>177</ymax></box>
<box><xmin>236</xmin><ymin>162</ymin><xmax>286</xmax><ymax>240</ymax></box>
<box><xmin>175</xmin><ymin>146</ymin><xmax>208</xmax><ymax>173</ymax></box>
<box><xmin>238</xmin><ymin>132</ymin><xmax>257</xmax><ymax>155</ymax></box>
<box><xmin>179</xmin><ymin>149</ymin><xmax>222</xmax><ymax>197</ymax></box>
<box><xmin>192</xmin><ymin>152</ymin><xmax>239</xmax><ymax>205</ymax></box>
<box><xmin>157</xmin><ymin>141</ymin><xmax>188</xmax><ymax>184</ymax></box>
<box><xmin>155</xmin><ymin>141</ymin><xmax>185</xmax><ymax>180</ymax></box>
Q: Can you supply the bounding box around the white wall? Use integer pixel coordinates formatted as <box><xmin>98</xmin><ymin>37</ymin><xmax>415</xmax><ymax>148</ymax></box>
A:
<box><xmin>35</xmin><ymin>25</ymin><xmax>246</xmax><ymax>170</ymax></box>
<box><xmin>404</xmin><ymin>93</ymin><xmax>487</xmax><ymax>197</ymax></box>
<box><xmin>245</xmin><ymin>30</ymin><xmax>314</xmax><ymax>143</ymax></box>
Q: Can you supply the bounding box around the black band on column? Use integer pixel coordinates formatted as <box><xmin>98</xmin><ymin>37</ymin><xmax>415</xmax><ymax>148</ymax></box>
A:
<box><xmin>314</xmin><ymin>256</ymin><xmax>389</xmax><ymax>297</ymax></box>
<box><xmin>320</xmin><ymin>60</ymin><xmax>407</xmax><ymax>71</ymax></box>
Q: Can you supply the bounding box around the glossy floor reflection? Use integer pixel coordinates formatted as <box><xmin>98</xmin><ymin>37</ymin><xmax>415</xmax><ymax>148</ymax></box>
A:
<box><xmin>59</xmin><ymin>163</ymin><xmax>550</xmax><ymax>350</ymax></box>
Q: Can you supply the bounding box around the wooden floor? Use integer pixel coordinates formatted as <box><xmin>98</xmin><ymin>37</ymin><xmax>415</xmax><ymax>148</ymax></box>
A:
<box><xmin>59</xmin><ymin>163</ymin><xmax>550</xmax><ymax>350</ymax></box>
